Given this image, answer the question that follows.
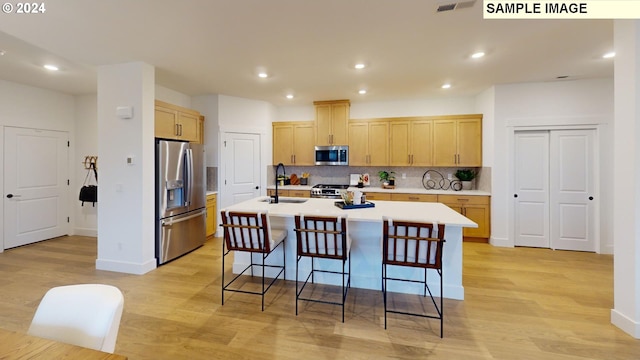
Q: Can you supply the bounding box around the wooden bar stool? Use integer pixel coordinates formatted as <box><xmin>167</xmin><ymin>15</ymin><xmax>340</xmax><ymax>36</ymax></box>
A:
<box><xmin>220</xmin><ymin>210</ymin><xmax>286</xmax><ymax>311</ymax></box>
<box><xmin>294</xmin><ymin>214</ymin><xmax>351</xmax><ymax>322</ymax></box>
<box><xmin>382</xmin><ymin>217</ymin><xmax>446</xmax><ymax>337</ymax></box>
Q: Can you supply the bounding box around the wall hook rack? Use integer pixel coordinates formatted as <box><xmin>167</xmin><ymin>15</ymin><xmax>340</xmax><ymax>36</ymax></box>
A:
<box><xmin>83</xmin><ymin>156</ymin><xmax>98</xmax><ymax>170</ymax></box>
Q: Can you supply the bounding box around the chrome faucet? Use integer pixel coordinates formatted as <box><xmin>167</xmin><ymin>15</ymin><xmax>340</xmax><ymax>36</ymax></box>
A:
<box><xmin>273</xmin><ymin>163</ymin><xmax>286</xmax><ymax>204</ymax></box>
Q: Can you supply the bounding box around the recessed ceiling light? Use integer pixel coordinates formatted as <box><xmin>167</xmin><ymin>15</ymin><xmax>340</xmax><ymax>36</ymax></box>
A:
<box><xmin>359</xmin><ymin>89</ymin><xmax>367</xmax><ymax>95</ymax></box>
<box><xmin>354</xmin><ymin>63</ymin><xmax>366</xmax><ymax>69</ymax></box>
<box><xmin>603</xmin><ymin>52</ymin><xmax>616</xmax><ymax>59</ymax></box>
<box><xmin>0</xmin><ymin>50</ymin><xmax>6</xmax><ymax>56</ymax></box>
<box><xmin>286</xmin><ymin>94</ymin><xmax>294</xmax><ymax>99</ymax></box>
<box><xmin>471</xmin><ymin>52</ymin><xmax>485</xmax><ymax>59</ymax></box>
<box><xmin>43</xmin><ymin>64</ymin><xmax>59</xmax><ymax>71</ymax></box>
<box><xmin>441</xmin><ymin>83</ymin><xmax>451</xmax><ymax>89</ymax></box>
<box><xmin>258</xmin><ymin>72</ymin><xmax>268</xmax><ymax>78</ymax></box>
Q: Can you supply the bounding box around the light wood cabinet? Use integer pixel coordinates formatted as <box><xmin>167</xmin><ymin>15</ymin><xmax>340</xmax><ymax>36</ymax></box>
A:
<box><xmin>315</xmin><ymin>100</ymin><xmax>350</xmax><ymax>145</ymax></box>
<box><xmin>267</xmin><ymin>189</ymin><xmax>288</xmax><ymax>197</ymax></box>
<box><xmin>433</xmin><ymin>116</ymin><xmax>482</xmax><ymax>167</ymax></box>
<box><xmin>206</xmin><ymin>193</ymin><xmax>217</xmax><ymax>237</ymax></box>
<box><xmin>364</xmin><ymin>192</ymin><xmax>391</xmax><ymax>201</ymax></box>
<box><xmin>267</xmin><ymin>189</ymin><xmax>310</xmax><ymax>198</ymax></box>
<box><xmin>348</xmin><ymin>120</ymin><xmax>389</xmax><ymax>166</ymax></box>
<box><xmin>155</xmin><ymin>100</ymin><xmax>202</xmax><ymax>143</ymax></box>
<box><xmin>197</xmin><ymin>115</ymin><xmax>205</xmax><ymax>144</ymax></box>
<box><xmin>390</xmin><ymin>193</ymin><xmax>438</xmax><ymax>202</ymax></box>
<box><xmin>438</xmin><ymin>194</ymin><xmax>490</xmax><ymax>240</ymax></box>
<box><xmin>288</xmin><ymin>189</ymin><xmax>311</xmax><ymax>198</ymax></box>
<box><xmin>390</xmin><ymin>118</ymin><xmax>433</xmax><ymax>166</ymax></box>
<box><xmin>272</xmin><ymin>121</ymin><xmax>315</xmax><ymax>165</ymax></box>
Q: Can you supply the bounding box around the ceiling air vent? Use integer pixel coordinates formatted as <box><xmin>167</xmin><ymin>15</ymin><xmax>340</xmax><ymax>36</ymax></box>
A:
<box><xmin>436</xmin><ymin>0</ymin><xmax>477</xmax><ymax>12</ymax></box>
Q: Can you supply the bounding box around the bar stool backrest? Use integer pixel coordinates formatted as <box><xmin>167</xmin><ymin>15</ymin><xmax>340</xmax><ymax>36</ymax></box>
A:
<box><xmin>382</xmin><ymin>217</ymin><xmax>445</xmax><ymax>269</ymax></box>
<box><xmin>295</xmin><ymin>214</ymin><xmax>348</xmax><ymax>260</ymax></box>
<box><xmin>221</xmin><ymin>211</ymin><xmax>274</xmax><ymax>253</ymax></box>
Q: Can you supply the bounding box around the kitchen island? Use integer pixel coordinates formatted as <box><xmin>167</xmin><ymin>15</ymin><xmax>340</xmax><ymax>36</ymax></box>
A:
<box><xmin>221</xmin><ymin>196</ymin><xmax>477</xmax><ymax>300</ymax></box>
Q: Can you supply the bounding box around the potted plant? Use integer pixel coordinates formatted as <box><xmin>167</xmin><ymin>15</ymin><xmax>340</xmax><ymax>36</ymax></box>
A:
<box><xmin>377</xmin><ymin>170</ymin><xmax>396</xmax><ymax>187</ymax></box>
<box><xmin>455</xmin><ymin>169</ymin><xmax>476</xmax><ymax>190</ymax></box>
<box><xmin>388</xmin><ymin>171</ymin><xmax>396</xmax><ymax>186</ymax></box>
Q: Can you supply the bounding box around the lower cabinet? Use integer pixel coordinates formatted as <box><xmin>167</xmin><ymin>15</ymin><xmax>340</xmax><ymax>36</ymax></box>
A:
<box><xmin>390</xmin><ymin>193</ymin><xmax>438</xmax><ymax>202</ymax></box>
<box><xmin>438</xmin><ymin>194</ymin><xmax>490</xmax><ymax>240</ymax></box>
<box><xmin>267</xmin><ymin>189</ymin><xmax>311</xmax><ymax>198</ymax></box>
<box><xmin>206</xmin><ymin>193</ymin><xmax>217</xmax><ymax>237</ymax></box>
<box><xmin>364</xmin><ymin>192</ymin><xmax>391</xmax><ymax>201</ymax></box>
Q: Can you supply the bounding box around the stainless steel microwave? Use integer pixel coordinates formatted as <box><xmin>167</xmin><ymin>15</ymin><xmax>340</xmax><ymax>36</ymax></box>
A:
<box><xmin>315</xmin><ymin>146</ymin><xmax>348</xmax><ymax>166</ymax></box>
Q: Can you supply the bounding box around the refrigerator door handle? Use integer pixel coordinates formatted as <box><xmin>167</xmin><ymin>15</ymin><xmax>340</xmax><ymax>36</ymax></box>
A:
<box><xmin>184</xmin><ymin>148</ymin><xmax>194</xmax><ymax>207</ymax></box>
<box><xmin>161</xmin><ymin>209</ymin><xmax>206</xmax><ymax>226</ymax></box>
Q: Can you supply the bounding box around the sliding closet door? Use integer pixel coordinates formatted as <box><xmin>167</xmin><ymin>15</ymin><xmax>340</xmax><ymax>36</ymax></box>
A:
<box><xmin>550</xmin><ymin>130</ymin><xmax>595</xmax><ymax>251</ymax></box>
<box><xmin>514</xmin><ymin>131</ymin><xmax>550</xmax><ymax>248</ymax></box>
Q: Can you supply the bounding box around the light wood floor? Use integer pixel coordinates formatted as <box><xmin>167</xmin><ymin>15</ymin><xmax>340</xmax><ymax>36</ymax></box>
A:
<box><xmin>0</xmin><ymin>236</ymin><xmax>637</xmax><ymax>359</ymax></box>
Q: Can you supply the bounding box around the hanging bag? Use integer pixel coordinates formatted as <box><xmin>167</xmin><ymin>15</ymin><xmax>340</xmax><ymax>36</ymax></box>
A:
<box><xmin>79</xmin><ymin>163</ymin><xmax>98</xmax><ymax>206</ymax></box>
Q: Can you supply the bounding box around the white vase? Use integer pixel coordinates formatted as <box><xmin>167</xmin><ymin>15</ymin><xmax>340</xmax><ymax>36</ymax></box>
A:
<box><xmin>461</xmin><ymin>181</ymin><xmax>473</xmax><ymax>190</ymax></box>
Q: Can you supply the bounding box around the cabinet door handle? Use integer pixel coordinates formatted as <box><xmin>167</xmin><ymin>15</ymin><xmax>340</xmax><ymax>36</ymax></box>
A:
<box><xmin>454</xmin><ymin>154</ymin><xmax>457</xmax><ymax>164</ymax></box>
<box><xmin>408</xmin><ymin>154</ymin><xmax>411</xmax><ymax>164</ymax></box>
<box><xmin>293</xmin><ymin>154</ymin><xmax>296</xmax><ymax>163</ymax></box>
<box><xmin>175</xmin><ymin>124</ymin><xmax>180</xmax><ymax>136</ymax></box>
<box><xmin>411</xmin><ymin>154</ymin><xmax>414</xmax><ymax>164</ymax></box>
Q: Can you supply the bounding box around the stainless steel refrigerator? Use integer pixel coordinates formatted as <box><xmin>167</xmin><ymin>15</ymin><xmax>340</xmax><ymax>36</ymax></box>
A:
<box><xmin>156</xmin><ymin>139</ymin><xmax>206</xmax><ymax>265</ymax></box>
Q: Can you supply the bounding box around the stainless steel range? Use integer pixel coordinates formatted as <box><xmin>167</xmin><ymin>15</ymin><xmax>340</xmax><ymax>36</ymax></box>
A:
<box><xmin>310</xmin><ymin>184</ymin><xmax>350</xmax><ymax>199</ymax></box>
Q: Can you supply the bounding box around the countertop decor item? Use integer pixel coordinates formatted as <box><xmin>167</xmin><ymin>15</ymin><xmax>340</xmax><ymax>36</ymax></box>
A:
<box><xmin>378</xmin><ymin>171</ymin><xmax>396</xmax><ymax>187</ymax></box>
<box><xmin>455</xmin><ymin>169</ymin><xmax>476</xmax><ymax>190</ymax></box>
<box><xmin>335</xmin><ymin>201</ymin><xmax>375</xmax><ymax>209</ymax></box>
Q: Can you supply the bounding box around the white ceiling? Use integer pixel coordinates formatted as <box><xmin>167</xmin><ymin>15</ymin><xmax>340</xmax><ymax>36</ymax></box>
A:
<box><xmin>0</xmin><ymin>0</ymin><xmax>614</xmax><ymax>106</ymax></box>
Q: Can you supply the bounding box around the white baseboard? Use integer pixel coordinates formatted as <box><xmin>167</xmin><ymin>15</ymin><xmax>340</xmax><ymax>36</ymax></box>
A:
<box><xmin>611</xmin><ymin>309</ymin><xmax>640</xmax><ymax>338</ymax></box>
<box><xmin>489</xmin><ymin>236</ymin><xmax>513</xmax><ymax>247</ymax></box>
<box><xmin>96</xmin><ymin>257</ymin><xmax>156</xmax><ymax>275</ymax></box>
<box><xmin>74</xmin><ymin>228</ymin><xmax>97</xmax><ymax>237</ymax></box>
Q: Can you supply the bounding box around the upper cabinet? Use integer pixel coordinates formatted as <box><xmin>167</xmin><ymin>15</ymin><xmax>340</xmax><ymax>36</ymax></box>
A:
<box><xmin>155</xmin><ymin>100</ymin><xmax>202</xmax><ymax>143</ymax></box>
<box><xmin>433</xmin><ymin>115</ymin><xmax>482</xmax><ymax>167</ymax></box>
<box><xmin>348</xmin><ymin>120</ymin><xmax>389</xmax><ymax>166</ymax></box>
<box><xmin>314</xmin><ymin>99</ymin><xmax>350</xmax><ymax>146</ymax></box>
<box><xmin>389</xmin><ymin>118</ymin><xmax>433</xmax><ymax>167</ymax></box>
<box><xmin>272</xmin><ymin>121</ymin><xmax>315</xmax><ymax>165</ymax></box>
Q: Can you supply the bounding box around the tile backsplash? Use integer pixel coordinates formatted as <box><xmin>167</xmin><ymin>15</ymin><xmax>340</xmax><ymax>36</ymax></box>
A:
<box><xmin>266</xmin><ymin>166</ymin><xmax>491</xmax><ymax>192</ymax></box>
<box><xmin>206</xmin><ymin>167</ymin><xmax>218</xmax><ymax>191</ymax></box>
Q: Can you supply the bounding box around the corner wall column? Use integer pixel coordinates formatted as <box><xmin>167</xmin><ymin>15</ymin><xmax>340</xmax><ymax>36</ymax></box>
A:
<box><xmin>96</xmin><ymin>62</ymin><xmax>156</xmax><ymax>274</ymax></box>
<box><xmin>611</xmin><ymin>20</ymin><xmax>640</xmax><ymax>338</ymax></box>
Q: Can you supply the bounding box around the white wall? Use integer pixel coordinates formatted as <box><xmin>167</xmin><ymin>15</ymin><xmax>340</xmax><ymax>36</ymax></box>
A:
<box><xmin>491</xmin><ymin>78</ymin><xmax>614</xmax><ymax>253</ymax></box>
<box><xmin>217</xmin><ymin>95</ymin><xmax>276</xmax><ymax>210</ymax></box>
<box><xmin>74</xmin><ymin>94</ymin><xmax>98</xmax><ymax>236</ymax></box>
<box><xmin>96</xmin><ymin>62</ymin><xmax>156</xmax><ymax>274</ymax></box>
<box><xmin>192</xmin><ymin>94</ymin><xmax>220</xmax><ymax>168</ymax></box>
<box><xmin>155</xmin><ymin>85</ymin><xmax>192</xmax><ymax>109</ymax></box>
<box><xmin>275</xmin><ymin>96</ymin><xmax>478</xmax><ymax>122</ymax></box>
<box><xmin>350</xmin><ymin>97</ymin><xmax>477</xmax><ymax>119</ymax></box>
<box><xmin>0</xmin><ymin>80</ymin><xmax>76</xmax><ymax>251</ymax></box>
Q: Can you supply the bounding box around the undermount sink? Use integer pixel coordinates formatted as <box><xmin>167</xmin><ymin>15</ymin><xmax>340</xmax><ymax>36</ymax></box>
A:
<box><xmin>260</xmin><ymin>198</ymin><xmax>308</xmax><ymax>204</ymax></box>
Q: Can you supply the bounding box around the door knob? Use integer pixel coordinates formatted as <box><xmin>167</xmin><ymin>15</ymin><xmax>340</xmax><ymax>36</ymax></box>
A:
<box><xmin>588</xmin><ymin>196</ymin><xmax>594</xmax><ymax>200</ymax></box>
<box><xmin>514</xmin><ymin>194</ymin><xmax>518</xmax><ymax>198</ymax></box>
<box><xmin>6</xmin><ymin>194</ymin><xmax>13</xmax><ymax>198</ymax></box>
<box><xmin>255</xmin><ymin>186</ymin><xmax>259</xmax><ymax>190</ymax></box>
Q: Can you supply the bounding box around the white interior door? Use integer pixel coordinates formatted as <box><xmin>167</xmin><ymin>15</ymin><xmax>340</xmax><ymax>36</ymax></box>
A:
<box><xmin>223</xmin><ymin>132</ymin><xmax>261</xmax><ymax>205</ymax></box>
<box><xmin>4</xmin><ymin>127</ymin><xmax>69</xmax><ymax>249</ymax></box>
<box><xmin>550</xmin><ymin>130</ymin><xmax>595</xmax><ymax>251</ymax></box>
<box><xmin>514</xmin><ymin>131</ymin><xmax>550</xmax><ymax>248</ymax></box>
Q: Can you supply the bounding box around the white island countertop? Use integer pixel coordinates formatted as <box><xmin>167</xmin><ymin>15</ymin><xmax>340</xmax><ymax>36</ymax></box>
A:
<box><xmin>225</xmin><ymin>196</ymin><xmax>477</xmax><ymax>228</ymax></box>
<box><xmin>222</xmin><ymin>196</ymin><xmax>476</xmax><ymax>300</ymax></box>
